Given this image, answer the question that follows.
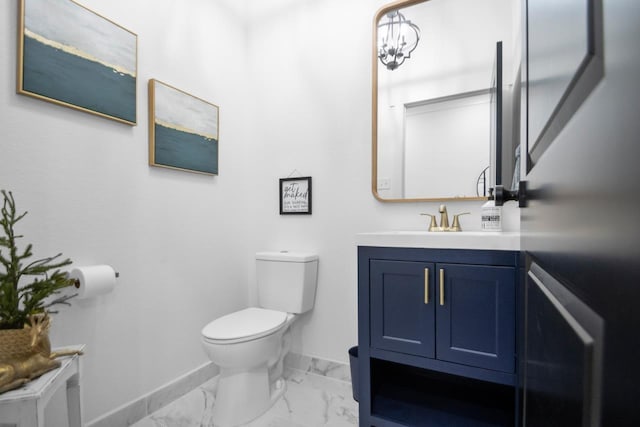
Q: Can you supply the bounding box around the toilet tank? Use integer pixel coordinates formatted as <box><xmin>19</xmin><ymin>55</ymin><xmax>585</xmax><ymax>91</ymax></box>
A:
<box><xmin>256</xmin><ymin>251</ymin><xmax>318</xmax><ymax>314</ymax></box>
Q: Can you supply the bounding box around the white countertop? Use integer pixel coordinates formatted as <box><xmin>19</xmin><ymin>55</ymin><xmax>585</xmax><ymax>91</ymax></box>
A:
<box><xmin>356</xmin><ymin>231</ymin><xmax>520</xmax><ymax>251</ymax></box>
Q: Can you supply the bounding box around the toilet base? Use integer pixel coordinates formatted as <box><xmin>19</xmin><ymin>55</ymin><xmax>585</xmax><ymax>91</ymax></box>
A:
<box><xmin>212</xmin><ymin>366</ymin><xmax>286</xmax><ymax>427</ymax></box>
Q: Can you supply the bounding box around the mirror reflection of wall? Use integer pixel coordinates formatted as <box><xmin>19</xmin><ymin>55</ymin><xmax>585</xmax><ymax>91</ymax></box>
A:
<box><xmin>375</xmin><ymin>0</ymin><xmax>518</xmax><ymax>201</ymax></box>
<box><xmin>404</xmin><ymin>90</ymin><xmax>490</xmax><ymax>198</ymax></box>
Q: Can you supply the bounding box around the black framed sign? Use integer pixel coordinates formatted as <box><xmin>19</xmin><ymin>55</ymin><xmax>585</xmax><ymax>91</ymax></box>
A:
<box><xmin>279</xmin><ymin>177</ymin><xmax>312</xmax><ymax>215</ymax></box>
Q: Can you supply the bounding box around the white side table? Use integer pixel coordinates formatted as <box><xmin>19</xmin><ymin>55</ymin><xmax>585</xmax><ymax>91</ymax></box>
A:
<box><xmin>0</xmin><ymin>345</ymin><xmax>85</xmax><ymax>427</ymax></box>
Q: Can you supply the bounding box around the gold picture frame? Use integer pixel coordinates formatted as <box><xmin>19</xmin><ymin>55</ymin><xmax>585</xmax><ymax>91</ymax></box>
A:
<box><xmin>148</xmin><ymin>79</ymin><xmax>219</xmax><ymax>175</ymax></box>
<box><xmin>17</xmin><ymin>0</ymin><xmax>138</xmax><ymax>125</ymax></box>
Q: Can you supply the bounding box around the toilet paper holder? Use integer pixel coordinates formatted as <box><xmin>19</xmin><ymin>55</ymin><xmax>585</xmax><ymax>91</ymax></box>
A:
<box><xmin>72</xmin><ymin>270</ymin><xmax>119</xmax><ymax>288</ymax></box>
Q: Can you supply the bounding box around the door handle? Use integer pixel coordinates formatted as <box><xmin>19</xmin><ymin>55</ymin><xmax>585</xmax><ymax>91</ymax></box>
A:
<box><xmin>439</xmin><ymin>268</ymin><xmax>445</xmax><ymax>306</ymax></box>
<box><xmin>424</xmin><ymin>268</ymin><xmax>430</xmax><ymax>304</ymax></box>
<box><xmin>494</xmin><ymin>180</ymin><xmax>528</xmax><ymax>207</ymax></box>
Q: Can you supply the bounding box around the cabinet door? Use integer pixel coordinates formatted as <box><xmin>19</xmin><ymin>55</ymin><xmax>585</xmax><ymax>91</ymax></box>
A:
<box><xmin>370</xmin><ymin>260</ymin><xmax>435</xmax><ymax>358</ymax></box>
<box><xmin>436</xmin><ymin>264</ymin><xmax>516</xmax><ymax>373</ymax></box>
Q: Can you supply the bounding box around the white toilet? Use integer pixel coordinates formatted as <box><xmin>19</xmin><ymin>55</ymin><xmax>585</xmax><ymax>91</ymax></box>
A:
<box><xmin>201</xmin><ymin>251</ymin><xmax>319</xmax><ymax>427</ymax></box>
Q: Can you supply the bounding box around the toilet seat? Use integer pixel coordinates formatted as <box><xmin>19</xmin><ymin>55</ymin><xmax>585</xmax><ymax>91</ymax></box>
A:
<box><xmin>202</xmin><ymin>307</ymin><xmax>290</xmax><ymax>344</ymax></box>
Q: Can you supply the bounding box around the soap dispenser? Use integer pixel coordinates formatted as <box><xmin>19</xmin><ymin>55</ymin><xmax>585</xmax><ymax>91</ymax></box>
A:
<box><xmin>481</xmin><ymin>200</ymin><xmax>502</xmax><ymax>231</ymax></box>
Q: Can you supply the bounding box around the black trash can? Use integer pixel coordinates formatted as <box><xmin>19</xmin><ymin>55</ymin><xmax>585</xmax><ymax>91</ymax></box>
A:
<box><xmin>348</xmin><ymin>346</ymin><xmax>359</xmax><ymax>402</ymax></box>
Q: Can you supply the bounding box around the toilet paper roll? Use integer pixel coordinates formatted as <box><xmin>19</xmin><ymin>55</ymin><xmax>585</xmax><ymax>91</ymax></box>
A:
<box><xmin>69</xmin><ymin>265</ymin><xmax>117</xmax><ymax>299</ymax></box>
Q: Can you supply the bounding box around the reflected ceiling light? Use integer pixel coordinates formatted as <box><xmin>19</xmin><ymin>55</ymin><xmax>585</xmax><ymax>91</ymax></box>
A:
<box><xmin>378</xmin><ymin>10</ymin><xmax>421</xmax><ymax>71</ymax></box>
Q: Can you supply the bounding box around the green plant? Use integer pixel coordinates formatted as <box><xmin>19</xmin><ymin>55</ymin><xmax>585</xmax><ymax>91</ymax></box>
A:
<box><xmin>0</xmin><ymin>190</ymin><xmax>75</xmax><ymax>330</ymax></box>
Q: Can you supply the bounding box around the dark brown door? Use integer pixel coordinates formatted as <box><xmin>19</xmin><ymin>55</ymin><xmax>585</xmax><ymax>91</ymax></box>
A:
<box><xmin>522</xmin><ymin>0</ymin><xmax>640</xmax><ymax>426</ymax></box>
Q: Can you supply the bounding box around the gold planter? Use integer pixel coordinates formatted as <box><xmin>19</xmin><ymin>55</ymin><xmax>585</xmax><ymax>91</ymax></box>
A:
<box><xmin>0</xmin><ymin>326</ymin><xmax>34</xmax><ymax>362</ymax></box>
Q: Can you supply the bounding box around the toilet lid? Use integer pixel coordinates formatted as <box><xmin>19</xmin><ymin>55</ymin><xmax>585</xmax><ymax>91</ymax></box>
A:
<box><xmin>201</xmin><ymin>307</ymin><xmax>288</xmax><ymax>341</ymax></box>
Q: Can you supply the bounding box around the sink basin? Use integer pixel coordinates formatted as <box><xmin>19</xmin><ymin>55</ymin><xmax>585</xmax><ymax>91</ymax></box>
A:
<box><xmin>355</xmin><ymin>231</ymin><xmax>520</xmax><ymax>251</ymax></box>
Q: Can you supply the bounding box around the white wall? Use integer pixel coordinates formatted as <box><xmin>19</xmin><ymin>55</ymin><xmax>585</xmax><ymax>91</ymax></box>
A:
<box><xmin>0</xmin><ymin>0</ymin><xmax>520</xmax><ymax>423</ymax></box>
<box><xmin>1</xmin><ymin>0</ymin><xmax>251</xmax><ymax>422</ymax></box>
<box><xmin>242</xmin><ymin>0</ymin><xmax>519</xmax><ymax>362</ymax></box>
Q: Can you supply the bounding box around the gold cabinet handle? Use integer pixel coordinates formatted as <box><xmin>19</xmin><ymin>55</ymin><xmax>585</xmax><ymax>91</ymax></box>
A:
<box><xmin>439</xmin><ymin>269</ymin><xmax>445</xmax><ymax>306</ymax></box>
<box><xmin>424</xmin><ymin>268</ymin><xmax>429</xmax><ymax>304</ymax></box>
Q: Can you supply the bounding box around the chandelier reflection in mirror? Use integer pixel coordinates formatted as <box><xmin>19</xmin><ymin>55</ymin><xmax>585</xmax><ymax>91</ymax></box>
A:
<box><xmin>378</xmin><ymin>10</ymin><xmax>421</xmax><ymax>71</ymax></box>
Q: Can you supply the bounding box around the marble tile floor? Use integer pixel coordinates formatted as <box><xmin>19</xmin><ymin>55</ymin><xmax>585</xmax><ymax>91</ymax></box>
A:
<box><xmin>131</xmin><ymin>367</ymin><xmax>359</xmax><ymax>427</ymax></box>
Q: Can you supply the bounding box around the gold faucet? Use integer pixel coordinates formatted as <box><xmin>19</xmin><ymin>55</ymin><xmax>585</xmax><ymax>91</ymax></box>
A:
<box><xmin>439</xmin><ymin>205</ymin><xmax>449</xmax><ymax>230</ymax></box>
<box><xmin>449</xmin><ymin>212</ymin><xmax>470</xmax><ymax>231</ymax></box>
<box><xmin>420</xmin><ymin>205</ymin><xmax>470</xmax><ymax>232</ymax></box>
<box><xmin>420</xmin><ymin>213</ymin><xmax>439</xmax><ymax>232</ymax></box>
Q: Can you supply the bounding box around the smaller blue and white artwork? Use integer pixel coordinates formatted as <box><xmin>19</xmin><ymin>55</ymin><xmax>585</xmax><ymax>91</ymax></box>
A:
<box><xmin>18</xmin><ymin>0</ymin><xmax>137</xmax><ymax>124</ymax></box>
<box><xmin>149</xmin><ymin>79</ymin><xmax>219</xmax><ymax>175</ymax></box>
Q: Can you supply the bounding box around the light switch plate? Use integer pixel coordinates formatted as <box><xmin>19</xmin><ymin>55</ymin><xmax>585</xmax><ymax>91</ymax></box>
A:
<box><xmin>377</xmin><ymin>177</ymin><xmax>391</xmax><ymax>190</ymax></box>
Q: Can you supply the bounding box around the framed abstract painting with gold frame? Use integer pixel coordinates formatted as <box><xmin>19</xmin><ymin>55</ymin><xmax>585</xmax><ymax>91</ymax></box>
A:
<box><xmin>17</xmin><ymin>0</ymin><xmax>137</xmax><ymax>125</ymax></box>
<box><xmin>148</xmin><ymin>79</ymin><xmax>219</xmax><ymax>175</ymax></box>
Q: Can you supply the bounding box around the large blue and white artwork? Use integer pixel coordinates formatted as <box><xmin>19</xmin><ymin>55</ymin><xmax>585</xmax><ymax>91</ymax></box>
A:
<box><xmin>149</xmin><ymin>79</ymin><xmax>219</xmax><ymax>175</ymax></box>
<box><xmin>18</xmin><ymin>0</ymin><xmax>137</xmax><ymax>124</ymax></box>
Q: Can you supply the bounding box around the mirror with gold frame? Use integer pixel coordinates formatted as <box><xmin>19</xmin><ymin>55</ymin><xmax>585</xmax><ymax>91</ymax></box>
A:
<box><xmin>372</xmin><ymin>0</ymin><xmax>514</xmax><ymax>202</ymax></box>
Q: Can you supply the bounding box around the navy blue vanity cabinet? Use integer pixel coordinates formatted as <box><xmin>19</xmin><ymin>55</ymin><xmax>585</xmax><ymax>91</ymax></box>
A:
<box><xmin>370</xmin><ymin>260</ymin><xmax>436</xmax><ymax>358</ymax></box>
<box><xmin>435</xmin><ymin>263</ymin><xmax>516</xmax><ymax>373</ymax></box>
<box><xmin>358</xmin><ymin>246</ymin><xmax>521</xmax><ymax>427</ymax></box>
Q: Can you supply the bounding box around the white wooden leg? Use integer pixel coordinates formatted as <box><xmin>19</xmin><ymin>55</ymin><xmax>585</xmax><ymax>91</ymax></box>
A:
<box><xmin>14</xmin><ymin>401</ymin><xmax>38</xmax><ymax>427</ymax></box>
<box><xmin>66</xmin><ymin>373</ymin><xmax>83</xmax><ymax>427</ymax></box>
<box><xmin>35</xmin><ymin>400</ymin><xmax>45</xmax><ymax>427</ymax></box>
